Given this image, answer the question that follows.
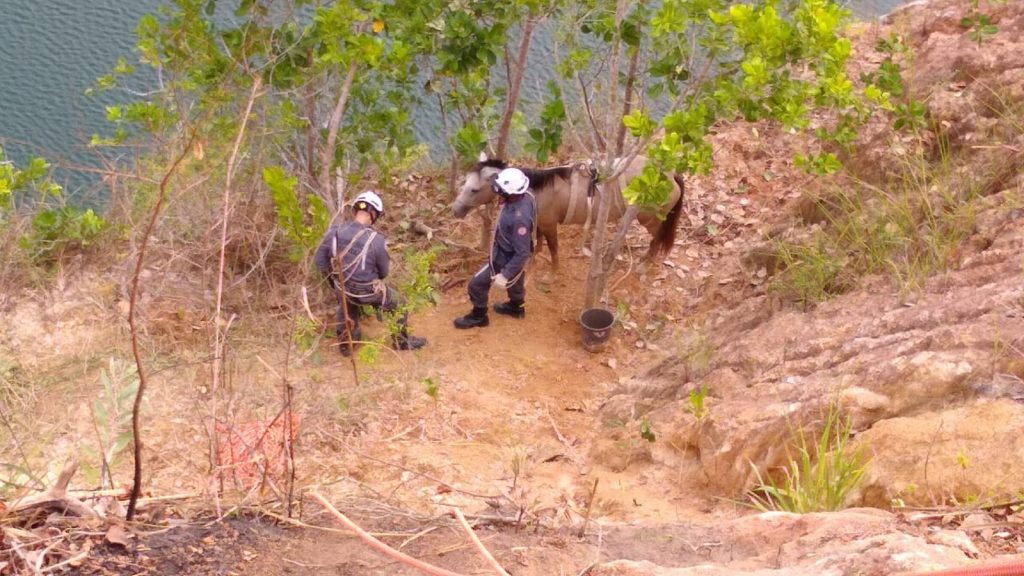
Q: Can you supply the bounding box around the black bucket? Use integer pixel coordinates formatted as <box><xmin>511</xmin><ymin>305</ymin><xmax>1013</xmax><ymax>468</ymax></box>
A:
<box><xmin>579</xmin><ymin>308</ymin><xmax>615</xmax><ymax>353</ymax></box>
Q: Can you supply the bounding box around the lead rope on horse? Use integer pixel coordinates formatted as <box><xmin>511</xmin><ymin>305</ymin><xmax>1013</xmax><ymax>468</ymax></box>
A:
<box><xmin>488</xmin><ymin>192</ymin><xmax>534</xmax><ymax>287</ymax></box>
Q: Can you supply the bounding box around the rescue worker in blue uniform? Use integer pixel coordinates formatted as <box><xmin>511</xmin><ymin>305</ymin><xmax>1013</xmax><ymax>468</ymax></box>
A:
<box><xmin>454</xmin><ymin>167</ymin><xmax>536</xmax><ymax>329</ymax></box>
<box><xmin>315</xmin><ymin>191</ymin><xmax>427</xmax><ymax>355</ymax></box>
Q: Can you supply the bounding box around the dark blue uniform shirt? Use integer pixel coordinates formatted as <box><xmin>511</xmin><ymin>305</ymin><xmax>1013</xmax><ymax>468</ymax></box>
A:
<box><xmin>314</xmin><ymin>220</ymin><xmax>390</xmax><ymax>287</ymax></box>
<box><xmin>493</xmin><ymin>193</ymin><xmax>536</xmax><ymax>280</ymax></box>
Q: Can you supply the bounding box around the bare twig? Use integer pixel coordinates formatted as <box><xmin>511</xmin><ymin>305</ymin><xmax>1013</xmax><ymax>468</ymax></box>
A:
<box><xmin>577</xmin><ymin>477</ymin><xmax>599</xmax><ymax>538</ymax></box>
<box><xmin>39</xmin><ymin>549</ymin><xmax>89</xmax><ymax>574</ymax></box>
<box><xmin>547</xmin><ymin>411</ymin><xmax>586</xmax><ymax>474</ymax></box>
<box><xmin>309</xmin><ymin>492</ymin><xmax>468</xmax><ymax>576</ymax></box>
<box><xmin>208</xmin><ymin>76</ymin><xmax>264</xmax><ymax>503</ymax></box>
<box><xmin>399</xmin><ymin>526</ymin><xmax>440</xmax><ymax>550</ymax></box>
<box><xmin>453</xmin><ymin>508</ymin><xmax>510</xmax><ymax>576</ymax></box>
<box><xmin>495</xmin><ymin>17</ymin><xmax>537</xmax><ymax>158</ymax></box>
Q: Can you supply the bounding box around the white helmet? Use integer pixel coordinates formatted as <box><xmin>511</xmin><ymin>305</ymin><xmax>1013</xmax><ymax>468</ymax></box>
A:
<box><xmin>493</xmin><ymin>168</ymin><xmax>530</xmax><ymax>196</ymax></box>
<box><xmin>353</xmin><ymin>190</ymin><xmax>384</xmax><ymax>218</ymax></box>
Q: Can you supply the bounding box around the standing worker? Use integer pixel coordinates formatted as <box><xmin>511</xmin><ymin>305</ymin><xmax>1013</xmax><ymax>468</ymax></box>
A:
<box><xmin>315</xmin><ymin>191</ymin><xmax>427</xmax><ymax>355</ymax></box>
<box><xmin>454</xmin><ymin>168</ymin><xmax>536</xmax><ymax>329</ymax></box>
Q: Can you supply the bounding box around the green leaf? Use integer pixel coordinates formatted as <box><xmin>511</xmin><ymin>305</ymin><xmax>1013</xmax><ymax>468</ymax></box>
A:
<box><xmin>622</xmin><ymin>110</ymin><xmax>656</xmax><ymax>138</ymax></box>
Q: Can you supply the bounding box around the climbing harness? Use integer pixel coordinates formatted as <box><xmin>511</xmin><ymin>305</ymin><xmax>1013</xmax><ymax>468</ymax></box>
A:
<box><xmin>331</xmin><ymin>227</ymin><xmax>386</xmax><ymax>300</ymax></box>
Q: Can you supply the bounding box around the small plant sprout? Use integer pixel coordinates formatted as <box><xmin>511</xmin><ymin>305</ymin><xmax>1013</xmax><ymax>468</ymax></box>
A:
<box><xmin>688</xmin><ymin>384</ymin><xmax>710</xmax><ymax>421</ymax></box>
<box><xmin>357</xmin><ymin>343</ymin><xmax>380</xmax><ymax>366</ymax></box>
<box><xmin>335</xmin><ymin>394</ymin><xmax>350</xmax><ymax>413</ymax></box>
<box><xmin>678</xmin><ymin>323</ymin><xmax>715</xmax><ymax>379</ymax></box>
<box><xmin>422</xmin><ymin>377</ymin><xmax>439</xmax><ymax>401</ymax></box>
<box><xmin>956</xmin><ymin>450</ymin><xmax>971</xmax><ymax>470</ymax></box>
<box><xmin>961</xmin><ymin>0</ymin><xmax>1001</xmax><ymax>46</ymax></box>
<box><xmin>506</xmin><ymin>445</ymin><xmax>530</xmax><ymax>490</ymax></box>
<box><xmin>639</xmin><ymin>416</ymin><xmax>656</xmax><ymax>443</ymax></box>
<box><xmin>86</xmin><ymin>359</ymin><xmax>140</xmax><ymax>489</ymax></box>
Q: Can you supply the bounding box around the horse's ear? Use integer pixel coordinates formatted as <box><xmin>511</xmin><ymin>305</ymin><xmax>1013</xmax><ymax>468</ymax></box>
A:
<box><xmin>478</xmin><ymin>150</ymin><xmax>488</xmax><ymax>163</ymax></box>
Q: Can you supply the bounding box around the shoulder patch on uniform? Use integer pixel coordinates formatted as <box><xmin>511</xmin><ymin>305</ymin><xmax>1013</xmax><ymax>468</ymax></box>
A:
<box><xmin>517</xmin><ymin>226</ymin><xmax>528</xmax><ymax>236</ymax></box>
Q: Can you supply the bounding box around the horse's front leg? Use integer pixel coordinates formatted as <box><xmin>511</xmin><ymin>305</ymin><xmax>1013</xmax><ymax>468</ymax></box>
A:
<box><xmin>544</xmin><ymin>227</ymin><xmax>559</xmax><ymax>271</ymax></box>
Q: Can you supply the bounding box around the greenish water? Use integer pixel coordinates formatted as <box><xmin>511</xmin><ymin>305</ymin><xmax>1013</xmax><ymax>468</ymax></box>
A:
<box><xmin>0</xmin><ymin>0</ymin><xmax>909</xmax><ymax>198</ymax></box>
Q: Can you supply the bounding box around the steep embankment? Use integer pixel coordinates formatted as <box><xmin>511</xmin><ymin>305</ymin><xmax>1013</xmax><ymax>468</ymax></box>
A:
<box><xmin>588</xmin><ymin>0</ymin><xmax>1024</xmax><ymax>572</ymax></box>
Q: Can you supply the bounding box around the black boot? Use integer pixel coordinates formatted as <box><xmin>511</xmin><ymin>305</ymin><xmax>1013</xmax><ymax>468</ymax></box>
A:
<box><xmin>394</xmin><ymin>332</ymin><xmax>427</xmax><ymax>350</ymax></box>
<box><xmin>493</xmin><ymin>300</ymin><xmax>525</xmax><ymax>318</ymax></box>
<box><xmin>453</xmin><ymin>306</ymin><xmax>489</xmax><ymax>329</ymax></box>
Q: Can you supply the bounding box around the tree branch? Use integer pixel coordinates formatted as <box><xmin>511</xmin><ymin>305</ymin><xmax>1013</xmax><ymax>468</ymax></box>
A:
<box><xmin>319</xmin><ymin>57</ymin><xmax>360</xmax><ymax>210</ymax></box>
<box><xmin>495</xmin><ymin>17</ymin><xmax>537</xmax><ymax>158</ymax></box>
<box><xmin>310</xmin><ymin>492</ymin><xmax>468</xmax><ymax>576</ymax></box>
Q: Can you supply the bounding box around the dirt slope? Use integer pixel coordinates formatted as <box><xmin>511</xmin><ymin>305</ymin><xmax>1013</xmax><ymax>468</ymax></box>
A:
<box><xmin>4</xmin><ymin>0</ymin><xmax>1024</xmax><ymax>574</ymax></box>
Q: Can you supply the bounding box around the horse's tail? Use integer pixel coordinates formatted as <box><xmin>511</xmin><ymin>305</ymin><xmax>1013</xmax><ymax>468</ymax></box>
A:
<box><xmin>651</xmin><ymin>174</ymin><xmax>685</xmax><ymax>257</ymax></box>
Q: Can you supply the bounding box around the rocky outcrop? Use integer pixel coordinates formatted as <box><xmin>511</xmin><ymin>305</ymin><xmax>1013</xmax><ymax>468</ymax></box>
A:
<box><xmin>858</xmin><ymin>399</ymin><xmax>1024</xmax><ymax>507</ymax></box>
<box><xmin>900</xmin><ymin>0</ymin><xmax>1024</xmax><ymax>152</ymax></box>
<box><xmin>589</xmin><ymin>509</ymin><xmax>977</xmax><ymax>575</ymax></box>
<box><xmin>602</xmin><ymin>0</ymin><xmax>1024</xmax><ymax>507</ymax></box>
<box><xmin>630</xmin><ymin>213</ymin><xmax>1024</xmax><ymax>502</ymax></box>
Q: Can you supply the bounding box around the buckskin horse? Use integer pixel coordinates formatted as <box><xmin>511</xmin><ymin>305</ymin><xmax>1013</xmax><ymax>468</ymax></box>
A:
<box><xmin>452</xmin><ymin>154</ymin><xmax>684</xmax><ymax>269</ymax></box>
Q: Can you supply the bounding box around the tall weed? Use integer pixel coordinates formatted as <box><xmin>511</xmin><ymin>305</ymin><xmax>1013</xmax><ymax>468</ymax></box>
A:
<box><xmin>748</xmin><ymin>404</ymin><xmax>868</xmax><ymax>513</ymax></box>
<box><xmin>83</xmin><ymin>359</ymin><xmax>139</xmax><ymax>489</ymax></box>
<box><xmin>771</xmin><ymin>151</ymin><xmax>983</xmax><ymax>304</ymax></box>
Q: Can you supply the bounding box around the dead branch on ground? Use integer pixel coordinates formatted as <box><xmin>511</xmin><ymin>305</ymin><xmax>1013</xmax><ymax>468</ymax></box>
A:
<box><xmin>309</xmin><ymin>492</ymin><xmax>468</xmax><ymax>576</ymax></box>
<box><xmin>7</xmin><ymin>460</ymin><xmax>98</xmax><ymax>520</ymax></box>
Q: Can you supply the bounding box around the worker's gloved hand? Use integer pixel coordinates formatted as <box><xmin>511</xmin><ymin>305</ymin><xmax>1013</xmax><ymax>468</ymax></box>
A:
<box><xmin>492</xmin><ymin>273</ymin><xmax>509</xmax><ymax>290</ymax></box>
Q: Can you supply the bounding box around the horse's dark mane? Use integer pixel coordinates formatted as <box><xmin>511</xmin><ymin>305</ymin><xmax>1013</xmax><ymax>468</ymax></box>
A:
<box><xmin>474</xmin><ymin>159</ymin><xmax>508</xmax><ymax>171</ymax></box>
<box><xmin>474</xmin><ymin>158</ymin><xmax>572</xmax><ymax>191</ymax></box>
<box><xmin>522</xmin><ymin>166</ymin><xmax>573</xmax><ymax>190</ymax></box>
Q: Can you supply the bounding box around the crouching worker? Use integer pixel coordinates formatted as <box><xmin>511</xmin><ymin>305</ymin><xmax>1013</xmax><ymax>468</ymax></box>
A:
<box><xmin>315</xmin><ymin>191</ymin><xmax>427</xmax><ymax>355</ymax></box>
<box><xmin>454</xmin><ymin>167</ymin><xmax>536</xmax><ymax>329</ymax></box>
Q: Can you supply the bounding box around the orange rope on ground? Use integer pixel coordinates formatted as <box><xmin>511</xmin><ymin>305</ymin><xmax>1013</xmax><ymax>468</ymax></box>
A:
<box><xmin>901</xmin><ymin>559</ymin><xmax>1024</xmax><ymax>576</ymax></box>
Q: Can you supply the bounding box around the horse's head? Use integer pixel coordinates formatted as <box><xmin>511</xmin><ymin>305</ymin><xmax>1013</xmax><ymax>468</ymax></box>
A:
<box><xmin>452</xmin><ymin>152</ymin><xmax>507</xmax><ymax>219</ymax></box>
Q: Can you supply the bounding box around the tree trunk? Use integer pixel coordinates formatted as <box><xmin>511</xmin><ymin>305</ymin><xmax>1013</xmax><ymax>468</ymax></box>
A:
<box><xmin>614</xmin><ymin>48</ymin><xmax>641</xmax><ymax>157</ymax></box>
<box><xmin>583</xmin><ymin>176</ymin><xmax>618</xmax><ymax>308</ymax></box>
<box><xmin>126</xmin><ymin>129</ymin><xmax>200</xmax><ymax>520</ymax></box>
<box><xmin>318</xmin><ymin>60</ymin><xmax>359</xmax><ymax>211</ymax></box>
<box><xmin>602</xmin><ymin>203</ymin><xmax>640</xmax><ymax>271</ymax></box>
<box><xmin>494</xmin><ymin>17</ymin><xmax>537</xmax><ymax>158</ymax></box>
<box><xmin>303</xmin><ymin>77</ymin><xmax>318</xmax><ymax>199</ymax></box>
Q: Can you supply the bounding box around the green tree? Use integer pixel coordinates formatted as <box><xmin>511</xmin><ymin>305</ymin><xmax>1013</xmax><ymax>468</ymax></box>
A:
<box><xmin>0</xmin><ymin>147</ymin><xmax>107</xmax><ymax>265</ymax></box>
<box><xmin>540</xmin><ymin>0</ymin><xmax>876</xmax><ymax>307</ymax></box>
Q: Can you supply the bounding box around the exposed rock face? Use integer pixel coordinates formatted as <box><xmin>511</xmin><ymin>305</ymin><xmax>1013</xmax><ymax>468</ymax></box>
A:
<box><xmin>589</xmin><ymin>509</ymin><xmax>975</xmax><ymax>575</ymax></box>
<box><xmin>858</xmin><ymin>399</ymin><xmax>1024</xmax><ymax>506</ymax></box>
<box><xmin>644</xmin><ymin>216</ymin><xmax>1024</xmax><ymax>501</ymax></box>
<box><xmin>602</xmin><ymin>0</ymin><xmax>1024</xmax><ymax>509</ymax></box>
<box><xmin>900</xmin><ymin>0</ymin><xmax>1024</xmax><ymax>151</ymax></box>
